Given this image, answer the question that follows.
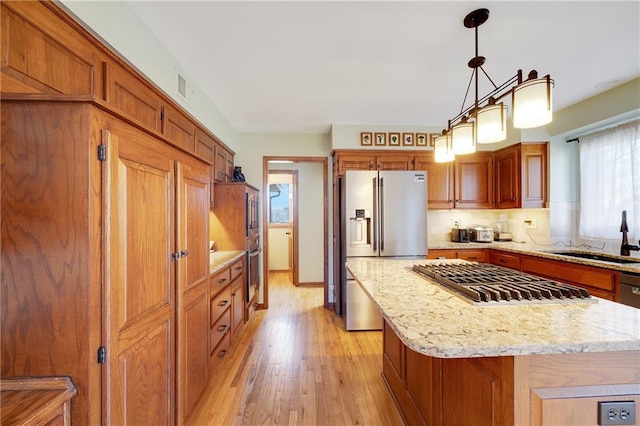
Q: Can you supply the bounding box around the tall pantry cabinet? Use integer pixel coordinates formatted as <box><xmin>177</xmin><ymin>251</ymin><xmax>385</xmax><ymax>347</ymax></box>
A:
<box><xmin>1</xmin><ymin>2</ymin><xmax>213</xmax><ymax>424</ymax></box>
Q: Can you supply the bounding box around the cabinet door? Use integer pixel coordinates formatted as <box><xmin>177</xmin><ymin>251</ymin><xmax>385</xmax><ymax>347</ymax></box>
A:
<box><xmin>105</xmin><ymin>62</ymin><xmax>164</xmax><ymax>132</ymax></box>
<box><xmin>455</xmin><ymin>152</ymin><xmax>494</xmax><ymax>209</ymax></box>
<box><xmin>162</xmin><ymin>104</ymin><xmax>196</xmax><ymax>153</ymax></box>
<box><xmin>176</xmin><ymin>159</ymin><xmax>211</xmax><ymax>424</ymax></box>
<box><xmin>495</xmin><ymin>146</ymin><xmax>520</xmax><ymax>208</ymax></box>
<box><xmin>104</xmin><ymin>124</ymin><xmax>175</xmax><ymax>425</ymax></box>
<box><xmin>337</xmin><ymin>155</ymin><xmax>375</xmax><ymax>175</ymax></box>
<box><xmin>231</xmin><ymin>278</ymin><xmax>245</xmax><ymax>339</ymax></box>
<box><xmin>376</xmin><ymin>154</ymin><xmax>413</xmax><ymax>170</ymax></box>
<box><xmin>226</xmin><ymin>152</ymin><xmax>235</xmax><ymax>182</ymax></box>
<box><xmin>195</xmin><ymin>128</ymin><xmax>215</xmax><ymax>164</ymax></box>
<box><xmin>214</xmin><ymin>145</ymin><xmax>228</xmax><ymax>182</ymax></box>
<box><xmin>415</xmin><ymin>154</ymin><xmax>455</xmax><ymax>209</ymax></box>
<box><xmin>521</xmin><ymin>143</ymin><xmax>547</xmax><ymax>208</ymax></box>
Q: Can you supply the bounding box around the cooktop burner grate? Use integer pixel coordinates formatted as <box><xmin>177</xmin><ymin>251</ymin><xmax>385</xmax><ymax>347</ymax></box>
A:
<box><xmin>412</xmin><ymin>263</ymin><xmax>593</xmax><ymax>304</ymax></box>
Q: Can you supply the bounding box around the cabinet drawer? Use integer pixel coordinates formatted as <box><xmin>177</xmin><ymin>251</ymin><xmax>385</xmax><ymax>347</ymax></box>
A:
<box><xmin>457</xmin><ymin>250</ymin><xmax>486</xmax><ymax>262</ymax></box>
<box><xmin>427</xmin><ymin>249</ymin><xmax>457</xmax><ymax>259</ymax></box>
<box><xmin>210</xmin><ymin>285</ymin><xmax>231</xmax><ymax>326</ymax></box>
<box><xmin>210</xmin><ymin>308</ymin><xmax>231</xmax><ymax>353</ymax></box>
<box><xmin>210</xmin><ymin>332</ymin><xmax>231</xmax><ymax>374</ymax></box>
<box><xmin>521</xmin><ymin>257</ymin><xmax>617</xmax><ymax>292</ymax></box>
<box><xmin>230</xmin><ymin>258</ymin><xmax>244</xmax><ymax>282</ymax></box>
<box><xmin>490</xmin><ymin>251</ymin><xmax>521</xmax><ymax>270</ymax></box>
<box><xmin>210</xmin><ymin>267</ymin><xmax>231</xmax><ymax>296</ymax></box>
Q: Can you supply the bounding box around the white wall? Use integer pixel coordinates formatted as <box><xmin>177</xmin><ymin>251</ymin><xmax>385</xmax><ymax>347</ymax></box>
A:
<box><xmin>236</xmin><ymin>133</ymin><xmax>332</xmax><ymax>300</ymax></box>
<box><xmin>59</xmin><ymin>0</ymin><xmax>238</xmax><ymax>149</ymax></box>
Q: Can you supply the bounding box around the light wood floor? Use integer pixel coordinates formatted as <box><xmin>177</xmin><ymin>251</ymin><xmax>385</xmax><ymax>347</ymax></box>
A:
<box><xmin>189</xmin><ymin>272</ymin><xmax>404</xmax><ymax>426</ymax></box>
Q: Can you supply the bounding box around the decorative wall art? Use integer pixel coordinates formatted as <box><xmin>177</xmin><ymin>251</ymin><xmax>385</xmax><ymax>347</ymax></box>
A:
<box><xmin>388</xmin><ymin>133</ymin><xmax>401</xmax><ymax>146</ymax></box>
<box><xmin>360</xmin><ymin>132</ymin><xmax>373</xmax><ymax>146</ymax></box>
<box><xmin>402</xmin><ymin>133</ymin><xmax>415</xmax><ymax>146</ymax></box>
<box><xmin>358</xmin><ymin>131</ymin><xmax>436</xmax><ymax>148</ymax></box>
<box><xmin>374</xmin><ymin>132</ymin><xmax>387</xmax><ymax>146</ymax></box>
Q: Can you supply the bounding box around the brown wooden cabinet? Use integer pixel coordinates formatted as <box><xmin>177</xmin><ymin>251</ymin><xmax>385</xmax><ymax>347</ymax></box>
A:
<box><xmin>488</xmin><ymin>249</ymin><xmax>620</xmax><ymax>300</ymax></box>
<box><xmin>427</xmin><ymin>248</ymin><xmax>487</xmax><ymax>262</ymax></box>
<box><xmin>454</xmin><ymin>151</ymin><xmax>494</xmax><ymax>209</ymax></box>
<box><xmin>414</xmin><ymin>153</ymin><xmax>455</xmax><ymax>209</ymax></box>
<box><xmin>208</xmin><ymin>257</ymin><xmax>246</xmax><ymax>379</ymax></box>
<box><xmin>211</xmin><ymin>183</ymin><xmax>261</xmax><ymax>321</ymax></box>
<box><xmin>214</xmin><ymin>145</ymin><xmax>234</xmax><ymax>182</ymax></box>
<box><xmin>383</xmin><ymin>321</ymin><xmax>513</xmax><ymax>426</ymax></box>
<box><xmin>495</xmin><ymin>143</ymin><xmax>548</xmax><ymax>209</ymax></box>
<box><xmin>333</xmin><ymin>150</ymin><xmax>416</xmax><ymax>176</ymax></box>
<box><xmin>1</xmin><ymin>2</ymin><xmax>234</xmax><ymax>425</ymax></box>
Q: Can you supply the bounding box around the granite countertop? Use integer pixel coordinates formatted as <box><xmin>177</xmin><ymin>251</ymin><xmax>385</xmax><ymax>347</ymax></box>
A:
<box><xmin>429</xmin><ymin>240</ymin><xmax>640</xmax><ymax>274</ymax></box>
<box><xmin>209</xmin><ymin>250</ymin><xmax>244</xmax><ymax>275</ymax></box>
<box><xmin>346</xmin><ymin>258</ymin><xmax>640</xmax><ymax>359</ymax></box>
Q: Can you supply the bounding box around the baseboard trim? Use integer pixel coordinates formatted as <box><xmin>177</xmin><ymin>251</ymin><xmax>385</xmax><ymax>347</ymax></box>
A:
<box><xmin>298</xmin><ymin>282</ymin><xmax>324</xmax><ymax>287</ymax></box>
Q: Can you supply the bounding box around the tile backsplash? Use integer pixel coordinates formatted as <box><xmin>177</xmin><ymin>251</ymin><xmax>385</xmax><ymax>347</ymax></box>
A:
<box><xmin>428</xmin><ymin>203</ymin><xmax>626</xmax><ymax>253</ymax></box>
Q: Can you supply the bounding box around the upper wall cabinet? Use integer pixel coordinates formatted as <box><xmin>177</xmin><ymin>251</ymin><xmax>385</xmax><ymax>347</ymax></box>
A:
<box><xmin>0</xmin><ymin>2</ymin><xmax>98</xmax><ymax>96</ymax></box>
<box><xmin>415</xmin><ymin>153</ymin><xmax>455</xmax><ymax>209</ymax></box>
<box><xmin>104</xmin><ymin>61</ymin><xmax>164</xmax><ymax>132</ymax></box>
<box><xmin>494</xmin><ymin>142</ymin><xmax>548</xmax><ymax>209</ymax></box>
<box><xmin>454</xmin><ymin>152</ymin><xmax>494</xmax><ymax>209</ymax></box>
<box><xmin>162</xmin><ymin>102</ymin><xmax>196</xmax><ymax>153</ymax></box>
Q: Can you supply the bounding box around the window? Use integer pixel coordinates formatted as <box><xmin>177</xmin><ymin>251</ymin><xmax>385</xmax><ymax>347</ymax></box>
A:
<box><xmin>579</xmin><ymin>120</ymin><xmax>640</xmax><ymax>239</ymax></box>
<box><xmin>269</xmin><ymin>183</ymin><xmax>290</xmax><ymax>224</ymax></box>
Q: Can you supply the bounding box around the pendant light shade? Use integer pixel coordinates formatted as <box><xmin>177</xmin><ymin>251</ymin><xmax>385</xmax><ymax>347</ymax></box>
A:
<box><xmin>434</xmin><ymin>134</ymin><xmax>455</xmax><ymax>163</ymax></box>
<box><xmin>512</xmin><ymin>75</ymin><xmax>553</xmax><ymax>129</ymax></box>
<box><xmin>475</xmin><ymin>103</ymin><xmax>507</xmax><ymax>144</ymax></box>
<box><xmin>451</xmin><ymin>120</ymin><xmax>475</xmax><ymax>155</ymax></box>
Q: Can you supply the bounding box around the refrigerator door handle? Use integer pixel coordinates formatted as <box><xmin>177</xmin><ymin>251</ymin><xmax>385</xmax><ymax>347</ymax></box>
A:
<box><xmin>372</xmin><ymin>177</ymin><xmax>377</xmax><ymax>251</ymax></box>
<box><xmin>380</xmin><ymin>177</ymin><xmax>384</xmax><ymax>251</ymax></box>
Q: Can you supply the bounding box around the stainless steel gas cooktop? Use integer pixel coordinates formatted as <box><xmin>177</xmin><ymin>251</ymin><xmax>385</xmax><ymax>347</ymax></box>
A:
<box><xmin>412</xmin><ymin>262</ymin><xmax>595</xmax><ymax>305</ymax></box>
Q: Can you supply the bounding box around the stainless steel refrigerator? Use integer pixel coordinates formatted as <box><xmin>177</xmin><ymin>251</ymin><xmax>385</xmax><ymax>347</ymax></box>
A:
<box><xmin>340</xmin><ymin>170</ymin><xmax>428</xmax><ymax>330</ymax></box>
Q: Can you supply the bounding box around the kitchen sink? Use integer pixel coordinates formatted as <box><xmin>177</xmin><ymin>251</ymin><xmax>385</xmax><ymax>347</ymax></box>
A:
<box><xmin>550</xmin><ymin>251</ymin><xmax>640</xmax><ymax>264</ymax></box>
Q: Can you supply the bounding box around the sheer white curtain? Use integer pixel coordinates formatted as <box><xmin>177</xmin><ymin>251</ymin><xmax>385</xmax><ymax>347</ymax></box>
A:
<box><xmin>579</xmin><ymin>120</ymin><xmax>640</xmax><ymax>239</ymax></box>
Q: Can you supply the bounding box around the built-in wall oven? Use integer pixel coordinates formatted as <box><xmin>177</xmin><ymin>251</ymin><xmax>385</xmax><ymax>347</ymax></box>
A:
<box><xmin>246</xmin><ymin>189</ymin><xmax>260</xmax><ymax>304</ymax></box>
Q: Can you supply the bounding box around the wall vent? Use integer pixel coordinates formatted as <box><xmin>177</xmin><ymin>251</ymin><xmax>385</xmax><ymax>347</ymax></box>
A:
<box><xmin>177</xmin><ymin>73</ymin><xmax>187</xmax><ymax>99</ymax></box>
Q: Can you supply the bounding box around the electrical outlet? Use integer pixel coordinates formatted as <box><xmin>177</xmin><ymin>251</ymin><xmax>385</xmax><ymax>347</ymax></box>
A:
<box><xmin>598</xmin><ymin>401</ymin><xmax>636</xmax><ymax>425</ymax></box>
<box><xmin>524</xmin><ymin>219</ymin><xmax>537</xmax><ymax>229</ymax></box>
<box><xmin>453</xmin><ymin>220</ymin><xmax>460</xmax><ymax>228</ymax></box>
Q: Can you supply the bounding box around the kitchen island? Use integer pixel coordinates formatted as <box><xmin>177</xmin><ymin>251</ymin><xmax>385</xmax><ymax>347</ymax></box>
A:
<box><xmin>346</xmin><ymin>258</ymin><xmax>640</xmax><ymax>426</ymax></box>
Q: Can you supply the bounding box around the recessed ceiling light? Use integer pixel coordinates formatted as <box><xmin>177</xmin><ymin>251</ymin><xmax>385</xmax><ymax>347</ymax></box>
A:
<box><xmin>594</xmin><ymin>78</ymin><xmax>625</xmax><ymax>89</ymax></box>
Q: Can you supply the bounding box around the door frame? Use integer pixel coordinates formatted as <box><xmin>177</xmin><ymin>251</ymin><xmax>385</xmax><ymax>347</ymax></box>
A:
<box><xmin>262</xmin><ymin>156</ymin><xmax>329</xmax><ymax>309</ymax></box>
<box><xmin>267</xmin><ymin>170</ymin><xmax>299</xmax><ymax>286</ymax></box>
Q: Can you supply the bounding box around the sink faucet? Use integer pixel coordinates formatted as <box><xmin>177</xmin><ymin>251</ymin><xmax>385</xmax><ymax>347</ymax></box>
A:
<box><xmin>620</xmin><ymin>210</ymin><xmax>640</xmax><ymax>256</ymax></box>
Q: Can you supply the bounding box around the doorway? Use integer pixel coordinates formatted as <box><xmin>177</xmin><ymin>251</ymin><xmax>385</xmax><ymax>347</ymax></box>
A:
<box><xmin>267</xmin><ymin>170</ymin><xmax>298</xmax><ymax>286</ymax></box>
<box><xmin>262</xmin><ymin>157</ymin><xmax>329</xmax><ymax>310</ymax></box>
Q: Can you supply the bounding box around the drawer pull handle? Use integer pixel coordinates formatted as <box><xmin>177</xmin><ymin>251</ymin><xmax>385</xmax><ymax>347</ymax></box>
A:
<box><xmin>234</xmin><ymin>266</ymin><xmax>242</xmax><ymax>271</ymax></box>
<box><xmin>218</xmin><ymin>300</ymin><xmax>229</xmax><ymax>307</ymax></box>
<box><xmin>499</xmin><ymin>259</ymin><xmax>507</xmax><ymax>263</ymax></box>
<box><xmin>217</xmin><ymin>324</ymin><xmax>229</xmax><ymax>333</ymax></box>
<box><xmin>218</xmin><ymin>278</ymin><xmax>227</xmax><ymax>284</ymax></box>
<box><xmin>217</xmin><ymin>349</ymin><xmax>228</xmax><ymax>359</ymax></box>
<box><xmin>468</xmin><ymin>256</ymin><xmax>477</xmax><ymax>260</ymax></box>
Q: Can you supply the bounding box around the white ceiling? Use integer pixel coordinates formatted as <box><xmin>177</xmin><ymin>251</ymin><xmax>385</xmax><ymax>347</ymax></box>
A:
<box><xmin>125</xmin><ymin>1</ymin><xmax>640</xmax><ymax>134</ymax></box>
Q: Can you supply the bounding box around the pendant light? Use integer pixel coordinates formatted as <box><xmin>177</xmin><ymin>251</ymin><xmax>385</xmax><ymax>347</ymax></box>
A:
<box><xmin>475</xmin><ymin>101</ymin><xmax>507</xmax><ymax>144</ymax></box>
<box><xmin>451</xmin><ymin>117</ymin><xmax>475</xmax><ymax>155</ymax></box>
<box><xmin>434</xmin><ymin>133</ymin><xmax>454</xmax><ymax>163</ymax></box>
<box><xmin>512</xmin><ymin>72</ymin><xmax>553</xmax><ymax>128</ymax></box>
<box><xmin>436</xmin><ymin>8</ymin><xmax>554</xmax><ymax>162</ymax></box>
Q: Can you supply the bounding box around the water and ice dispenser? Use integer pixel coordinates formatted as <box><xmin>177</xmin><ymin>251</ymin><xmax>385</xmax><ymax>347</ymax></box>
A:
<box><xmin>348</xmin><ymin>209</ymin><xmax>372</xmax><ymax>248</ymax></box>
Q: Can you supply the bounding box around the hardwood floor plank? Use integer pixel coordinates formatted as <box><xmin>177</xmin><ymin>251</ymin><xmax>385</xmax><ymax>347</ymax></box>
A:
<box><xmin>188</xmin><ymin>272</ymin><xmax>403</xmax><ymax>425</ymax></box>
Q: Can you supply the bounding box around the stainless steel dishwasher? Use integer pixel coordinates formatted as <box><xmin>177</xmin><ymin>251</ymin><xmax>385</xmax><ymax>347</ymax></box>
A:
<box><xmin>620</xmin><ymin>272</ymin><xmax>640</xmax><ymax>309</ymax></box>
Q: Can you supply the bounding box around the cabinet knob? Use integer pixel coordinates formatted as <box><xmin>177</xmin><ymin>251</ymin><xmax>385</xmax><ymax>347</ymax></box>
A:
<box><xmin>180</xmin><ymin>249</ymin><xmax>189</xmax><ymax>257</ymax></box>
<box><xmin>171</xmin><ymin>252</ymin><xmax>181</xmax><ymax>260</ymax></box>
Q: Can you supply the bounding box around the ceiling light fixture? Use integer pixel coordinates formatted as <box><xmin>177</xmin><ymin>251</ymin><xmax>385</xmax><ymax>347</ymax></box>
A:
<box><xmin>434</xmin><ymin>8</ymin><xmax>554</xmax><ymax>163</ymax></box>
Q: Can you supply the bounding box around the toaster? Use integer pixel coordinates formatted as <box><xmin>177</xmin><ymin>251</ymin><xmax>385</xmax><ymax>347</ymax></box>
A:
<box><xmin>469</xmin><ymin>227</ymin><xmax>494</xmax><ymax>243</ymax></box>
<box><xmin>450</xmin><ymin>228</ymin><xmax>470</xmax><ymax>243</ymax></box>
